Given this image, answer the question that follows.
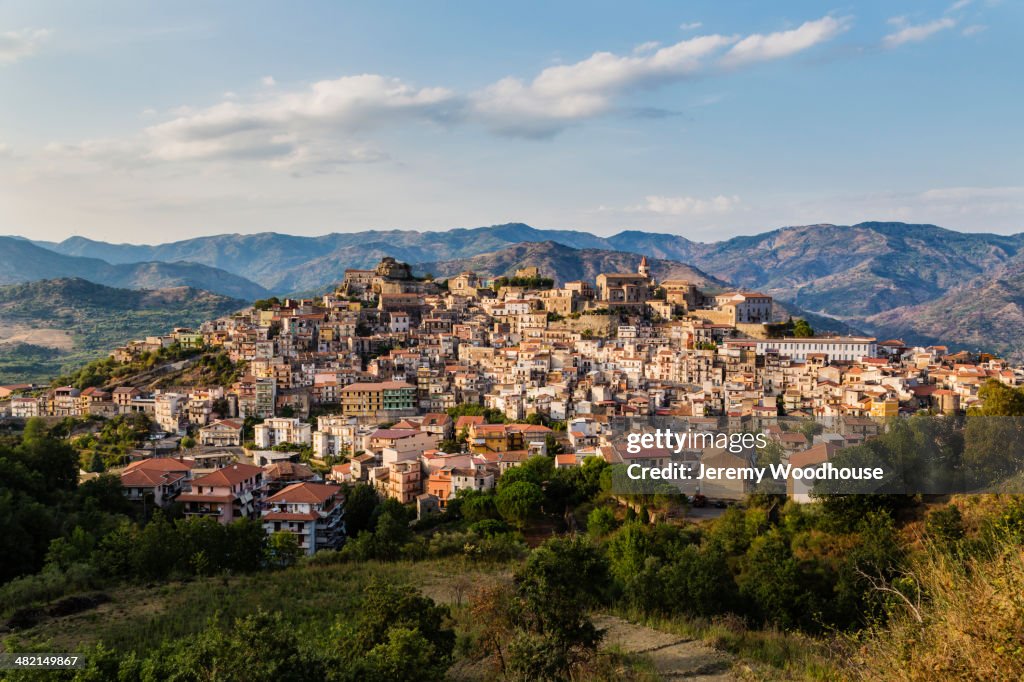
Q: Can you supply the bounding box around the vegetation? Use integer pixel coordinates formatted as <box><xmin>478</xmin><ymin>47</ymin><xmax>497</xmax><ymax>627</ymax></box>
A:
<box><xmin>0</xmin><ymin>278</ymin><xmax>244</xmax><ymax>384</ymax></box>
<box><xmin>492</xmin><ymin>275</ymin><xmax>555</xmax><ymax>289</ymax></box>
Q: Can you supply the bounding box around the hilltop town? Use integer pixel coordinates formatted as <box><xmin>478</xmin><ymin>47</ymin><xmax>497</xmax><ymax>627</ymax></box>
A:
<box><xmin>0</xmin><ymin>254</ymin><xmax>1012</xmax><ymax>552</ymax></box>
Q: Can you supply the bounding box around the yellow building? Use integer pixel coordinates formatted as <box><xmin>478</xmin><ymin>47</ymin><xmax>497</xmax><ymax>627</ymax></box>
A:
<box><xmin>870</xmin><ymin>399</ymin><xmax>899</xmax><ymax>418</ymax></box>
<box><xmin>339</xmin><ymin>381</ymin><xmax>417</xmax><ymax>418</ymax></box>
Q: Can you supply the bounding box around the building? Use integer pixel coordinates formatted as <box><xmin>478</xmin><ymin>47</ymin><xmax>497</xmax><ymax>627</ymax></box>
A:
<box><xmin>176</xmin><ymin>463</ymin><xmax>265</xmax><ymax>524</ymax></box>
<box><xmin>198</xmin><ymin>419</ymin><xmax>244</xmax><ymax>447</ymax></box>
<box><xmin>254</xmin><ymin>417</ymin><xmax>312</xmax><ymax>448</ymax></box>
<box><xmin>754</xmin><ymin>337</ymin><xmax>877</xmax><ymax>363</ymax></box>
<box><xmin>154</xmin><ymin>393</ymin><xmax>186</xmax><ymax>435</ymax></box>
<box><xmin>339</xmin><ymin>381</ymin><xmax>417</xmax><ymax>419</ymax></box>
<box><xmin>120</xmin><ymin>457</ymin><xmax>194</xmax><ymax>508</ymax></box>
<box><xmin>262</xmin><ymin>482</ymin><xmax>346</xmax><ymax>556</ymax></box>
<box><xmin>712</xmin><ymin>292</ymin><xmax>773</xmax><ymax>324</ymax></box>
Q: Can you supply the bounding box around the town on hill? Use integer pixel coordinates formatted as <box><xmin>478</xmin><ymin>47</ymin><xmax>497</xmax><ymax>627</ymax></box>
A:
<box><xmin>2</xmin><ymin>252</ymin><xmax>1023</xmax><ymax>679</ymax></box>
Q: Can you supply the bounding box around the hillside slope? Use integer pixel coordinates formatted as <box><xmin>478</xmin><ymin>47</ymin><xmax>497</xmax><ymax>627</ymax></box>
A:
<box><xmin>0</xmin><ymin>278</ymin><xmax>245</xmax><ymax>383</ymax></box>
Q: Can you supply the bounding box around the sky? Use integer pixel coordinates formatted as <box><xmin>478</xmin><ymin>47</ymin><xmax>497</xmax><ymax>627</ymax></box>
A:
<box><xmin>0</xmin><ymin>0</ymin><xmax>1021</xmax><ymax>244</ymax></box>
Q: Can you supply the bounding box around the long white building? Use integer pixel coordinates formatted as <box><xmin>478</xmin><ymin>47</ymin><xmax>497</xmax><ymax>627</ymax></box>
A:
<box><xmin>753</xmin><ymin>337</ymin><xmax>877</xmax><ymax>363</ymax></box>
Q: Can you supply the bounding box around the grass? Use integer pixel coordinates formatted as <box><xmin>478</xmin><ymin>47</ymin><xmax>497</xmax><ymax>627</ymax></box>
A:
<box><xmin>2</xmin><ymin>559</ymin><xmax>510</xmax><ymax>656</ymax></box>
<box><xmin>613</xmin><ymin>608</ymin><xmax>842</xmax><ymax>681</ymax></box>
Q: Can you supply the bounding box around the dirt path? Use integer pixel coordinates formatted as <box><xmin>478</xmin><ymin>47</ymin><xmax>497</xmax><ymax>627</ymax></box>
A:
<box><xmin>595</xmin><ymin>614</ymin><xmax>736</xmax><ymax>681</ymax></box>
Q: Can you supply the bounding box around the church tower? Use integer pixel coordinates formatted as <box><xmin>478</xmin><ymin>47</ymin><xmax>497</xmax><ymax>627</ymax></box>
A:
<box><xmin>638</xmin><ymin>255</ymin><xmax>650</xmax><ymax>279</ymax></box>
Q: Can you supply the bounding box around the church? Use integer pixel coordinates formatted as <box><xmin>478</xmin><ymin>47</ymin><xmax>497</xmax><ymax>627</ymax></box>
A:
<box><xmin>595</xmin><ymin>256</ymin><xmax>654</xmax><ymax>305</ymax></box>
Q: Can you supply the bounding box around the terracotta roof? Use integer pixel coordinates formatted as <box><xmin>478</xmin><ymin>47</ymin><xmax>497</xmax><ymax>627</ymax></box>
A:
<box><xmin>371</xmin><ymin>428</ymin><xmax>422</xmax><ymax>439</ymax></box>
<box><xmin>123</xmin><ymin>457</ymin><xmax>194</xmax><ymax>473</ymax></box>
<box><xmin>192</xmin><ymin>463</ymin><xmax>263</xmax><ymax>486</ymax></box>
<box><xmin>790</xmin><ymin>442</ymin><xmax>841</xmax><ymax>469</ymax></box>
<box><xmin>120</xmin><ymin>468</ymin><xmax>188</xmax><ymax>488</ymax></box>
<box><xmin>265</xmin><ymin>482</ymin><xmax>341</xmax><ymax>505</ymax></box>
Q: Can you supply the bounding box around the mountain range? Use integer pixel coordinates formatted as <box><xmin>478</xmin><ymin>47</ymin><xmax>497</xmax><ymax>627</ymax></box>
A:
<box><xmin>0</xmin><ymin>237</ymin><xmax>270</xmax><ymax>300</ymax></box>
<box><xmin>3</xmin><ymin>220</ymin><xmax>1022</xmax><ymax>357</ymax></box>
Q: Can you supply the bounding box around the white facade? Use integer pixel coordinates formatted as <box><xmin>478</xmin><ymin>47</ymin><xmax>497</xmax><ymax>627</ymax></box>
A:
<box><xmin>254</xmin><ymin>417</ymin><xmax>312</xmax><ymax>448</ymax></box>
<box><xmin>754</xmin><ymin>337</ymin><xmax>877</xmax><ymax>363</ymax></box>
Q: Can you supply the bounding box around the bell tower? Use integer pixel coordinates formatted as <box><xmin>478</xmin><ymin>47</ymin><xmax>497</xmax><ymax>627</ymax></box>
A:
<box><xmin>638</xmin><ymin>255</ymin><xmax>650</xmax><ymax>279</ymax></box>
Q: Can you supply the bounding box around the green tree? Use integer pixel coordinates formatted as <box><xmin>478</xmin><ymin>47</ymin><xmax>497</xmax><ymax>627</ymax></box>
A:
<box><xmin>586</xmin><ymin>507</ymin><xmax>617</xmax><ymax>538</ymax></box>
<box><xmin>266</xmin><ymin>531</ymin><xmax>303</xmax><ymax>568</ymax></box>
<box><xmin>792</xmin><ymin>318</ymin><xmax>814</xmax><ymax>337</ymax></box>
<box><xmin>496</xmin><ymin>481</ymin><xmax>543</xmax><ymax>529</ymax></box>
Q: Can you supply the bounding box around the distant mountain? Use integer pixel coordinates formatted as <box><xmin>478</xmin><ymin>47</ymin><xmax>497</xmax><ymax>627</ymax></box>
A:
<box><xmin>414</xmin><ymin>241</ymin><xmax>728</xmax><ymax>289</ymax></box>
<box><xmin>34</xmin><ymin>224</ymin><xmax>610</xmax><ymax>292</ymax></box>
<box><xmin>865</xmin><ymin>255</ymin><xmax>1024</xmax><ymax>359</ymax></box>
<box><xmin>680</xmin><ymin>222</ymin><xmax>1024</xmax><ymax>316</ymax></box>
<box><xmin>32</xmin><ymin>222</ymin><xmax>1024</xmax><ymax>314</ymax></box>
<box><xmin>0</xmin><ymin>278</ymin><xmax>245</xmax><ymax>384</ymax></box>
<box><xmin>0</xmin><ymin>237</ymin><xmax>269</xmax><ymax>300</ymax></box>
<box><xmin>418</xmin><ymin>241</ymin><xmax>861</xmax><ymax>334</ymax></box>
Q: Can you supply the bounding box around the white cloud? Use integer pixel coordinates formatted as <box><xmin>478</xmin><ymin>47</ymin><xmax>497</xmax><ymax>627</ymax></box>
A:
<box><xmin>680</xmin><ymin>22</ymin><xmax>703</xmax><ymax>31</ymax></box>
<box><xmin>472</xmin><ymin>33</ymin><xmax>737</xmax><ymax>137</ymax></box>
<box><xmin>962</xmin><ymin>24</ymin><xmax>987</xmax><ymax>36</ymax></box>
<box><xmin>883</xmin><ymin>18</ymin><xmax>956</xmax><ymax>48</ymax></box>
<box><xmin>633</xmin><ymin>41</ymin><xmax>661</xmax><ymax>54</ymax></box>
<box><xmin>141</xmin><ymin>74</ymin><xmax>460</xmax><ymax>163</ymax></box>
<box><xmin>720</xmin><ymin>16</ymin><xmax>851</xmax><ymax>67</ymax></box>
<box><xmin>29</xmin><ymin>15</ymin><xmax>853</xmax><ymax>165</ymax></box>
<box><xmin>947</xmin><ymin>0</ymin><xmax>972</xmax><ymax>12</ymax></box>
<box><xmin>0</xmin><ymin>28</ymin><xmax>50</xmax><ymax>65</ymax></box>
<box><xmin>473</xmin><ymin>15</ymin><xmax>846</xmax><ymax>138</ymax></box>
<box><xmin>632</xmin><ymin>194</ymin><xmax>741</xmax><ymax>216</ymax></box>
<box><xmin>919</xmin><ymin>186</ymin><xmax>1024</xmax><ymax>202</ymax></box>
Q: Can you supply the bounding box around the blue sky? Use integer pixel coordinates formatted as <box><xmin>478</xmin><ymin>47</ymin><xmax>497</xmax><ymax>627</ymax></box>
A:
<box><xmin>0</xmin><ymin>0</ymin><xmax>1021</xmax><ymax>243</ymax></box>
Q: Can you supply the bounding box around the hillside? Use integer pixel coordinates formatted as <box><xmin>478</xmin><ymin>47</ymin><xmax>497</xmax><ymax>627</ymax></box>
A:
<box><xmin>865</xmin><ymin>255</ymin><xmax>1024</xmax><ymax>359</ymax></box>
<box><xmin>0</xmin><ymin>237</ymin><xmax>269</xmax><ymax>300</ymax></box>
<box><xmin>0</xmin><ymin>278</ymin><xmax>245</xmax><ymax>383</ymax></box>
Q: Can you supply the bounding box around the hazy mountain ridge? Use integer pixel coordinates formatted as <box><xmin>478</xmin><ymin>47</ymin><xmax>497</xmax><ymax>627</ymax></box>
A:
<box><xmin>33</xmin><ymin>222</ymin><xmax>1024</xmax><ymax>311</ymax></box>
<box><xmin>414</xmin><ymin>241</ymin><xmax>728</xmax><ymax>289</ymax></box>
<box><xmin>0</xmin><ymin>237</ymin><xmax>270</xmax><ymax>300</ymax></box>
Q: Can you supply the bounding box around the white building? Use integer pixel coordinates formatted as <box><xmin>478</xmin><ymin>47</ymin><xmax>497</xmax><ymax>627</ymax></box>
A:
<box><xmin>11</xmin><ymin>397</ymin><xmax>39</xmax><ymax>418</ymax></box>
<box><xmin>254</xmin><ymin>417</ymin><xmax>312</xmax><ymax>448</ymax></box>
<box><xmin>154</xmin><ymin>392</ymin><xmax>186</xmax><ymax>435</ymax></box>
<box><xmin>754</xmin><ymin>337</ymin><xmax>877</xmax><ymax>363</ymax></box>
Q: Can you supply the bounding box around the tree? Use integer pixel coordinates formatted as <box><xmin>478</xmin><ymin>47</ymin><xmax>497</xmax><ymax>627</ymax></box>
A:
<box><xmin>509</xmin><ymin>537</ymin><xmax>610</xmax><ymax>678</ymax></box>
<box><xmin>348</xmin><ymin>580</ymin><xmax>455</xmax><ymax>668</ymax></box>
<box><xmin>586</xmin><ymin>507</ymin><xmax>617</xmax><ymax>538</ymax></box>
<box><xmin>792</xmin><ymin>318</ymin><xmax>814</xmax><ymax>337</ymax></box>
<box><xmin>496</xmin><ymin>481</ymin><xmax>543</xmax><ymax>529</ymax></box>
<box><xmin>344</xmin><ymin>483</ymin><xmax>380</xmax><ymax>537</ymax></box>
<box><xmin>266</xmin><ymin>531</ymin><xmax>303</xmax><ymax>568</ymax></box>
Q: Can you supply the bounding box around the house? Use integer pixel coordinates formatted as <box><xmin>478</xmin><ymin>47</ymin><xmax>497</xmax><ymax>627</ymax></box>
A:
<box><xmin>120</xmin><ymin>457</ymin><xmax>194</xmax><ymax>508</ymax></box>
<box><xmin>254</xmin><ymin>417</ymin><xmax>312</xmax><ymax>448</ymax></box>
<box><xmin>176</xmin><ymin>463</ymin><xmax>265</xmax><ymax>524</ymax></box>
<box><xmin>366</xmin><ymin>428</ymin><xmax>436</xmax><ymax>462</ymax></box>
<box><xmin>262</xmin><ymin>482</ymin><xmax>346</xmax><ymax>555</ymax></box>
<box><xmin>339</xmin><ymin>381</ymin><xmax>417</xmax><ymax>419</ymax></box>
<box><xmin>199</xmin><ymin>419</ymin><xmax>244</xmax><ymax>447</ymax></box>
<box><xmin>421</xmin><ymin>412</ymin><xmax>454</xmax><ymax>442</ymax></box>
